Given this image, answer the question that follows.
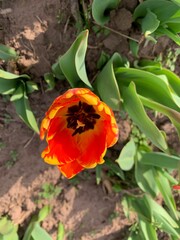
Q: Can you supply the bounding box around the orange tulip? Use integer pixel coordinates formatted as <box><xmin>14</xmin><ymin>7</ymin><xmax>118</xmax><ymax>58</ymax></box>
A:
<box><xmin>40</xmin><ymin>88</ymin><xmax>119</xmax><ymax>179</ymax></box>
<box><xmin>172</xmin><ymin>185</ymin><xmax>180</xmax><ymax>190</ymax></box>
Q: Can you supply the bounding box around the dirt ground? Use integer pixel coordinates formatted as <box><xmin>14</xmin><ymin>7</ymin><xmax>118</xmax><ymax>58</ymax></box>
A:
<box><xmin>0</xmin><ymin>0</ymin><xmax>180</xmax><ymax>239</ymax></box>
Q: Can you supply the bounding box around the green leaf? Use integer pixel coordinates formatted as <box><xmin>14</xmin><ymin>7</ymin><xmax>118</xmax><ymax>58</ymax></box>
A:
<box><xmin>92</xmin><ymin>0</ymin><xmax>121</xmax><ymax>26</ymax></box>
<box><xmin>139</xmin><ymin>218</ymin><xmax>158</xmax><ymax>240</ymax></box>
<box><xmin>156</xmin><ymin>27</ymin><xmax>180</xmax><ymax>45</ymax></box>
<box><xmin>154</xmin><ymin>169</ymin><xmax>177</xmax><ymax>220</ymax></box>
<box><xmin>133</xmin><ymin>0</ymin><xmax>179</xmax><ymax>22</ymax></box>
<box><xmin>26</xmin><ymin>81</ymin><xmax>38</xmax><ymax>94</ymax></box>
<box><xmin>115</xmin><ymin>67</ymin><xmax>179</xmax><ymax>111</ymax></box>
<box><xmin>51</xmin><ymin>60</ymin><xmax>65</xmax><ymax>80</ymax></box>
<box><xmin>122</xmin><ymin>82</ymin><xmax>168</xmax><ymax>152</ymax></box>
<box><xmin>105</xmin><ymin>158</ymin><xmax>125</xmax><ymax>180</ymax></box>
<box><xmin>140</xmin><ymin>96</ymin><xmax>180</xmax><ymax>139</ymax></box>
<box><xmin>31</xmin><ymin>224</ymin><xmax>52</xmax><ymax>240</ymax></box>
<box><xmin>10</xmin><ymin>84</ymin><xmax>24</xmax><ymax>101</ymax></box>
<box><xmin>129</xmin><ymin>40</ymin><xmax>139</xmax><ymax>58</ymax></box>
<box><xmin>139</xmin><ymin>152</ymin><xmax>180</xmax><ymax>169</ymax></box>
<box><xmin>95</xmin><ymin>165</ymin><xmax>102</xmax><ymax>185</ymax></box>
<box><xmin>59</xmin><ymin>30</ymin><xmax>91</xmax><ymax>88</ymax></box>
<box><xmin>57</xmin><ymin>223</ymin><xmax>65</xmax><ymax>240</ymax></box>
<box><xmin>0</xmin><ymin>44</ymin><xmax>18</xmax><ymax>61</ymax></box>
<box><xmin>44</xmin><ymin>73</ymin><xmax>55</xmax><ymax>91</ymax></box>
<box><xmin>116</xmin><ymin>138</ymin><xmax>136</xmax><ymax>171</ymax></box>
<box><xmin>135</xmin><ymin>156</ymin><xmax>159</xmax><ymax>197</ymax></box>
<box><xmin>93</xmin><ymin>53</ymin><xmax>122</xmax><ymax>110</ymax></box>
<box><xmin>141</xmin><ymin>10</ymin><xmax>160</xmax><ymax>36</ymax></box>
<box><xmin>145</xmin><ymin>196</ymin><xmax>180</xmax><ymax>238</ymax></box>
<box><xmin>135</xmin><ymin>60</ymin><xmax>180</xmax><ymax>96</ymax></box>
<box><xmin>13</xmin><ymin>83</ymin><xmax>39</xmax><ymax>133</ymax></box>
<box><xmin>37</xmin><ymin>205</ymin><xmax>51</xmax><ymax>222</ymax></box>
<box><xmin>0</xmin><ymin>217</ymin><xmax>19</xmax><ymax>240</ymax></box>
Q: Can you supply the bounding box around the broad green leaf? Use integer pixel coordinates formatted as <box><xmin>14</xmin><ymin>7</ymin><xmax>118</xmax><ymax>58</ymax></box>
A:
<box><xmin>139</xmin><ymin>218</ymin><xmax>158</xmax><ymax>240</ymax></box>
<box><xmin>0</xmin><ymin>217</ymin><xmax>18</xmax><ymax>240</ymax></box>
<box><xmin>141</xmin><ymin>10</ymin><xmax>160</xmax><ymax>36</ymax></box>
<box><xmin>124</xmin><ymin>196</ymin><xmax>153</xmax><ymax>222</ymax></box>
<box><xmin>115</xmin><ymin>67</ymin><xmax>180</xmax><ymax>111</ymax></box>
<box><xmin>140</xmin><ymin>96</ymin><xmax>180</xmax><ymax>138</ymax></box>
<box><xmin>10</xmin><ymin>84</ymin><xmax>24</xmax><ymax>101</ymax></box>
<box><xmin>59</xmin><ymin>30</ymin><xmax>91</xmax><ymax>88</ymax></box>
<box><xmin>135</xmin><ymin>60</ymin><xmax>180</xmax><ymax>96</ymax></box>
<box><xmin>105</xmin><ymin>158</ymin><xmax>125</xmax><ymax>180</ymax></box>
<box><xmin>154</xmin><ymin>169</ymin><xmax>177</xmax><ymax>220</ymax></box>
<box><xmin>165</xmin><ymin>18</ymin><xmax>180</xmax><ymax>33</ymax></box>
<box><xmin>133</xmin><ymin>0</ymin><xmax>179</xmax><ymax>22</ymax></box>
<box><xmin>145</xmin><ymin>196</ymin><xmax>180</xmax><ymax>238</ymax></box>
<box><xmin>93</xmin><ymin>53</ymin><xmax>122</xmax><ymax>110</ymax></box>
<box><xmin>116</xmin><ymin>138</ymin><xmax>136</xmax><ymax>171</ymax></box>
<box><xmin>0</xmin><ymin>44</ymin><xmax>18</xmax><ymax>61</ymax></box>
<box><xmin>44</xmin><ymin>73</ymin><xmax>55</xmax><ymax>91</ymax></box>
<box><xmin>128</xmin><ymin>231</ymin><xmax>144</xmax><ymax>240</ymax></box>
<box><xmin>135</xmin><ymin>157</ymin><xmax>158</xmax><ymax>197</ymax></box>
<box><xmin>92</xmin><ymin>0</ymin><xmax>121</xmax><ymax>26</ymax></box>
<box><xmin>57</xmin><ymin>223</ymin><xmax>65</xmax><ymax>240</ymax></box>
<box><xmin>122</xmin><ymin>82</ymin><xmax>168</xmax><ymax>152</ymax></box>
<box><xmin>13</xmin><ymin>84</ymin><xmax>39</xmax><ymax>133</ymax></box>
<box><xmin>0</xmin><ymin>69</ymin><xmax>30</xmax><ymax>95</ymax></box>
<box><xmin>139</xmin><ymin>152</ymin><xmax>180</xmax><ymax>170</ymax></box>
<box><xmin>156</xmin><ymin>27</ymin><xmax>180</xmax><ymax>45</ymax></box>
<box><xmin>31</xmin><ymin>224</ymin><xmax>52</xmax><ymax>240</ymax></box>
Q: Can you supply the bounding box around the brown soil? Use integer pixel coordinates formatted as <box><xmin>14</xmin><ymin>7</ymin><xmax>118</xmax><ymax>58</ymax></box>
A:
<box><xmin>0</xmin><ymin>0</ymin><xmax>179</xmax><ymax>240</ymax></box>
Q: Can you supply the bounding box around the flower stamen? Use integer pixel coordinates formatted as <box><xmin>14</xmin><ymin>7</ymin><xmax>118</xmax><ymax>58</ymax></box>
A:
<box><xmin>66</xmin><ymin>101</ymin><xmax>100</xmax><ymax>136</ymax></box>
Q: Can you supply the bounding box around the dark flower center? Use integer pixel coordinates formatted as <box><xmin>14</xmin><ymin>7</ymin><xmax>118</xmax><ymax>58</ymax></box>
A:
<box><xmin>66</xmin><ymin>101</ymin><xmax>100</xmax><ymax>136</ymax></box>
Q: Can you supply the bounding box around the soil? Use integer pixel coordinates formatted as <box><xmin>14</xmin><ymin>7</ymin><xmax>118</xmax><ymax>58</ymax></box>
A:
<box><xmin>0</xmin><ymin>0</ymin><xmax>179</xmax><ymax>240</ymax></box>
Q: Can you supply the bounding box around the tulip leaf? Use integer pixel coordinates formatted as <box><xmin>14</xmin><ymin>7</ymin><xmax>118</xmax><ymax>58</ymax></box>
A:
<box><xmin>139</xmin><ymin>152</ymin><xmax>180</xmax><ymax>170</ymax></box>
<box><xmin>154</xmin><ymin>169</ymin><xmax>177</xmax><ymax>220</ymax></box>
<box><xmin>0</xmin><ymin>217</ymin><xmax>19</xmax><ymax>240</ymax></box>
<box><xmin>140</xmin><ymin>96</ymin><xmax>180</xmax><ymax>138</ymax></box>
<box><xmin>12</xmin><ymin>83</ymin><xmax>39</xmax><ymax>133</ymax></box>
<box><xmin>133</xmin><ymin>0</ymin><xmax>179</xmax><ymax>22</ymax></box>
<box><xmin>115</xmin><ymin>67</ymin><xmax>180</xmax><ymax>111</ymax></box>
<box><xmin>105</xmin><ymin>158</ymin><xmax>125</xmax><ymax>180</ymax></box>
<box><xmin>0</xmin><ymin>44</ymin><xmax>18</xmax><ymax>61</ymax></box>
<box><xmin>135</xmin><ymin>158</ymin><xmax>158</xmax><ymax>197</ymax></box>
<box><xmin>26</xmin><ymin>81</ymin><xmax>38</xmax><ymax>94</ymax></box>
<box><xmin>93</xmin><ymin>53</ymin><xmax>122</xmax><ymax>110</ymax></box>
<box><xmin>116</xmin><ymin>138</ymin><xmax>136</xmax><ymax>171</ymax></box>
<box><xmin>122</xmin><ymin>82</ymin><xmax>168</xmax><ymax>152</ymax></box>
<box><xmin>57</xmin><ymin>223</ymin><xmax>65</xmax><ymax>240</ymax></box>
<box><xmin>141</xmin><ymin>10</ymin><xmax>160</xmax><ymax>36</ymax></box>
<box><xmin>135</xmin><ymin>60</ymin><xmax>180</xmax><ymax>96</ymax></box>
<box><xmin>44</xmin><ymin>73</ymin><xmax>56</xmax><ymax>91</ymax></box>
<box><xmin>59</xmin><ymin>30</ymin><xmax>91</xmax><ymax>88</ymax></box>
<box><xmin>51</xmin><ymin>59</ymin><xmax>65</xmax><ymax>80</ymax></box>
<box><xmin>92</xmin><ymin>0</ymin><xmax>121</xmax><ymax>26</ymax></box>
<box><xmin>139</xmin><ymin>218</ymin><xmax>158</xmax><ymax>240</ymax></box>
<box><xmin>129</xmin><ymin>40</ymin><xmax>139</xmax><ymax>58</ymax></box>
<box><xmin>156</xmin><ymin>27</ymin><xmax>180</xmax><ymax>46</ymax></box>
<box><xmin>145</xmin><ymin>196</ymin><xmax>180</xmax><ymax>238</ymax></box>
<box><xmin>31</xmin><ymin>224</ymin><xmax>52</xmax><ymax>240</ymax></box>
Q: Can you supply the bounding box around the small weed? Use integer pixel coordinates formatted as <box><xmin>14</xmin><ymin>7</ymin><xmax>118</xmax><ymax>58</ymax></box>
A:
<box><xmin>38</xmin><ymin>183</ymin><xmax>62</xmax><ymax>200</ymax></box>
<box><xmin>108</xmin><ymin>211</ymin><xmax>119</xmax><ymax>222</ymax></box>
<box><xmin>5</xmin><ymin>150</ymin><xmax>18</xmax><ymax>169</ymax></box>
<box><xmin>0</xmin><ymin>140</ymin><xmax>6</xmax><ymax>150</ymax></box>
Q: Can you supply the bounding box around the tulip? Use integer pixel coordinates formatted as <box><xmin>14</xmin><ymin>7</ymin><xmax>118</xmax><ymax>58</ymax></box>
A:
<box><xmin>40</xmin><ymin>88</ymin><xmax>119</xmax><ymax>178</ymax></box>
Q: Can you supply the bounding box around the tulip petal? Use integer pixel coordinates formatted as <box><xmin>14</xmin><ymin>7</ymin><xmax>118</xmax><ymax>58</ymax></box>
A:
<box><xmin>58</xmin><ymin>160</ymin><xmax>84</xmax><ymax>179</ymax></box>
